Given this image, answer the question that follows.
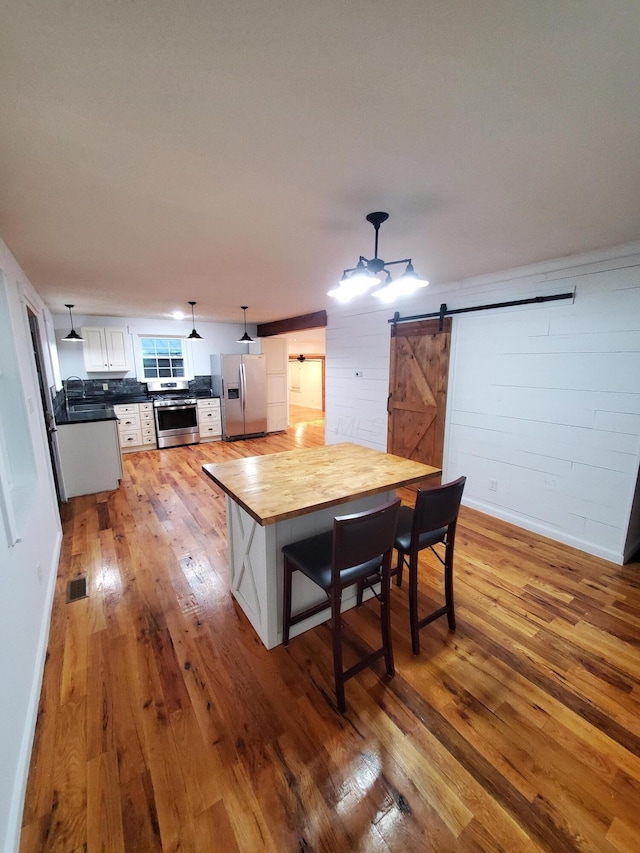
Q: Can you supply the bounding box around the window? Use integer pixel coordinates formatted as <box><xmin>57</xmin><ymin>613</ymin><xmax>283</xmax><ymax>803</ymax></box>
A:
<box><xmin>140</xmin><ymin>337</ymin><xmax>185</xmax><ymax>379</ymax></box>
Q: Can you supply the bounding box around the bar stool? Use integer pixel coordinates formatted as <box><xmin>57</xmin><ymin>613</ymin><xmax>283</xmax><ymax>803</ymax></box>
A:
<box><xmin>281</xmin><ymin>497</ymin><xmax>401</xmax><ymax>712</ymax></box>
<box><xmin>394</xmin><ymin>476</ymin><xmax>466</xmax><ymax>654</ymax></box>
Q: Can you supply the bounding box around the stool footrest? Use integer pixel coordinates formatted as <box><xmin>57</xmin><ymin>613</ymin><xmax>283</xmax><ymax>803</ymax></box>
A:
<box><xmin>418</xmin><ymin>605</ymin><xmax>449</xmax><ymax>629</ymax></box>
<box><xmin>343</xmin><ymin>648</ymin><xmax>385</xmax><ymax>682</ymax></box>
<box><xmin>288</xmin><ymin>597</ymin><xmax>330</xmax><ymax>628</ymax></box>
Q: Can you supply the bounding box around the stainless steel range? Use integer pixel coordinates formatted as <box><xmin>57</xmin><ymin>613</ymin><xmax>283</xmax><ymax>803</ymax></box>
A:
<box><xmin>147</xmin><ymin>379</ymin><xmax>199</xmax><ymax>448</ymax></box>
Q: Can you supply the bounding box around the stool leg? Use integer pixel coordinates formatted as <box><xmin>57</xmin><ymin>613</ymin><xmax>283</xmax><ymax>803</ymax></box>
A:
<box><xmin>283</xmin><ymin>557</ymin><xmax>293</xmax><ymax>646</ymax></box>
<box><xmin>409</xmin><ymin>552</ymin><xmax>421</xmax><ymax>655</ymax></box>
<box><xmin>444</xmin><ymin>541</ymin><xmax>456</xmax><ymax>631</ymax></box>
<box><xmin>395</xmin><ymin>550</ymin><xmax>404</xmax><ymax>587</ymax></box>
<box><xmin>331</xmin><ymin>587</ymin><xmax>346</xmax><ymax>712</ymax></box>
<box><xmin>380</xmin><ymin>570</ymin><xmax>395</xmax><ymax>677</ymax></box>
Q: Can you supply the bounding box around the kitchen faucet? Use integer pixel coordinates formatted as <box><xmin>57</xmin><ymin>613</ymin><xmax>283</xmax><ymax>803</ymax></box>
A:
<box><xmin>64</xmin><ymin>376</ymin><xmax>86</xmax><ymax>411</ymax></box>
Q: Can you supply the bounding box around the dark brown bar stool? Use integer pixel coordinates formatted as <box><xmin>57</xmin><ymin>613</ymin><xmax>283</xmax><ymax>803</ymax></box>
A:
<box><xmin>394</xmin><ymin>476</ymin><xmax>466</xmax><ymax>654</ymax></box>
<box><xmin>281</xmin><ymin>497</ymin><xmax>401</xmax><ymax>713</ymax></box>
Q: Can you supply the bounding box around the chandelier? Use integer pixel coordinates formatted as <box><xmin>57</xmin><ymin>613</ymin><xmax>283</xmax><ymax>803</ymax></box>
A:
<box><xmin>328</xmin><ymin>212</ymin><xmax>428</xmax><ymax>304</ymax></box>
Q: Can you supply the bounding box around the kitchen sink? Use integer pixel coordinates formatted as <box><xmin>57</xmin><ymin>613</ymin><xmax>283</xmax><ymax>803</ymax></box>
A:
<box><xmin>68</xmin><ymin>402</ymin><xmax>109</xmax><ymax>412</ymax></box>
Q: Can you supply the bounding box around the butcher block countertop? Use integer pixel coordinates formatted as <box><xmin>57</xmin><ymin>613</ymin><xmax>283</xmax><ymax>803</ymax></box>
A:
<box><xmin>202</xmin><ymin>442</ymin><xmax>441</xmax><ymax>526</ymax></box>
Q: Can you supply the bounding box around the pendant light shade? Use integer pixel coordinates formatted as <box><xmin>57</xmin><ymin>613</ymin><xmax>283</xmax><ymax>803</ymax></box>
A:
<box><xmin>187</xmin><ymin>301</ymin><xmax>203</xmax><ymax>339</ymax></box>
<box><xmin>63</xmin><ymin>304</ymin><xmax>84</xmax><ymax>341</ymax></box>
<box><xmin>236</xmin><ymin>306</ymin><xmax>254</xmax><ymax>343</ymax></box>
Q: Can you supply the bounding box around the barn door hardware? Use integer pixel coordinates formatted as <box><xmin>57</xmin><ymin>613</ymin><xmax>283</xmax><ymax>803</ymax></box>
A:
<box><xmin>389</xmin><ymin>289</ymin><xmax>575</xmax><ymax>331</ymax></box>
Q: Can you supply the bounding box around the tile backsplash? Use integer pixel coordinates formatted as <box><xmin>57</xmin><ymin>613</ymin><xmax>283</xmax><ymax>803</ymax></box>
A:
<box><xmin>55</xmin><ymin>375</ymin><xmax>214</xmax><ymax>413</ymax></box>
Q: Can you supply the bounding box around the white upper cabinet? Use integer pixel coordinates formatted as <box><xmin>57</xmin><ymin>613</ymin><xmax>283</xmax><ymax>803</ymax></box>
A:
<box><xmin>81</xmin><ymin>327</ymin><xmax>129</xmax><ymax>372</ymax></box>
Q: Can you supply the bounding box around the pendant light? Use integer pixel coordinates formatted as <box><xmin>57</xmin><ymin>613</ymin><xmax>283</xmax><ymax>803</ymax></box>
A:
<box><xmin>328</xmin><ymin>211</ymin><xmax>428</xmax><ymax>303</ymax></box>
<box><xmin>187</xmin><ymin>301</ymin><xmax>203</xmax><ymax>339</ymax></box>
<box><xmin>63</xmin><ymin>304</ymin><xmax>84</xmax><ymax>341</ymax></box>
<box><xmin>236</xmin><ymin>306</ymin><xmax>254</xmax><ymax>343</ymax></box>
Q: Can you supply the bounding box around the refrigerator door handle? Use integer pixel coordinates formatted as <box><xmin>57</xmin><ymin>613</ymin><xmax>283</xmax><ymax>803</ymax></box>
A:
<box><xmin>240</xmin><ymin>363</ymin><xmax>246</xmax><ymax>417</ymax></box>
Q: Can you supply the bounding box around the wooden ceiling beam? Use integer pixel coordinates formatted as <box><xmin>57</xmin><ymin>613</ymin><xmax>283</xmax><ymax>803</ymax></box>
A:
<box><xmin>257</xmin><ymin>310</ymin><xmax>327</xmax><ymax>337</ymax></box>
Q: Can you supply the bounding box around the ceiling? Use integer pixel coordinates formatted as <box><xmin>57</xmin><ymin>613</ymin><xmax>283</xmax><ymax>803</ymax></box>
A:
<box><xmin>2</xmin><ymin>1</ymin><xmax>640</xmax><ymax>325</ymax></box>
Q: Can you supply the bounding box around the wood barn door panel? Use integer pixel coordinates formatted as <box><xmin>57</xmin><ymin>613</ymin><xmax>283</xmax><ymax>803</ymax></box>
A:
<box><xmin>387</xmin><ymin>318</ymin><xmax>451</xmax><ymax>471</ymax></box>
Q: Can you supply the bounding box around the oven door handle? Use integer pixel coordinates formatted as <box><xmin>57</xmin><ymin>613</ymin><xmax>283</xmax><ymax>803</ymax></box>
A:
<box><xmin>157</xmin><ymin>403</ymin><xmax>196</xmax><ymax>412</ymax></box>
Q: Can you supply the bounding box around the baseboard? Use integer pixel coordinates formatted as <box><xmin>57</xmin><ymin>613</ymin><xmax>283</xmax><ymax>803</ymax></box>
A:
<box><xmin>462</xmin><ymin>497</ymin><xmax>624</xmax><ymax>565</ymax></box>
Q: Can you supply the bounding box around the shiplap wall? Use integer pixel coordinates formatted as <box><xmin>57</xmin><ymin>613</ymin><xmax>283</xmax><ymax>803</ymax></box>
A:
<box><xmin>325</xmin><ymin>244</ymin><xmax>640</xmax><ymax>564</ymax></box>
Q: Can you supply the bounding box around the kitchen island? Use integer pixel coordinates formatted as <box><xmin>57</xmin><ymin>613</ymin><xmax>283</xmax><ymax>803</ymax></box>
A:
<box><xmin>203</xmin><ymin>442</ymin><xmax>440</xmax><ymax>648</ymax></box>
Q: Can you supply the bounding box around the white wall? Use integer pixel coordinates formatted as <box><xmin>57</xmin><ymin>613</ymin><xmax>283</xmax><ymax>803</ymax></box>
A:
<box><xmin>289</xmin><ymin>359</ymin><xmax>323</xmax><ymax>409</ymax></box>
<box><xmin>325</xmin><ymin>243</ymin><xmax>640</xmax><ymax>564</ymax></box>
<box><xmin>0</xmin><ymin>239</ymin><xmax>62</xmax><ymax>853</ymax></box>
<box><xmin>285</xmin><ymin>335</ymin><xmax>325</xmax><ymax>411</ymax></box>
<box><xmin>53</xmin><ymin>313</ymin><xmax>257</xmax><ymax>381</ymax></box>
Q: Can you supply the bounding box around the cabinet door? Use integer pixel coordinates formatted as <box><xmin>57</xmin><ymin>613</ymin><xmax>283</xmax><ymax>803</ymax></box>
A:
<box><xmin>262</xmin><ymin>337</ymin><xmax>288</xmax><ymax>374</ymax></box>
<box><xmin>82</xmin><ymin>327</ymin><xmax>109</xmax><ymax>371</ymax></box>
<box><xmin>105</xmin><ymin>328</ymin><xmax>129</xmax><ymax>370</ymax></box>
<box><xmin>82</xmin><ymin>327</ymin><xmax>129</xmax><ymax>372</ymax></box>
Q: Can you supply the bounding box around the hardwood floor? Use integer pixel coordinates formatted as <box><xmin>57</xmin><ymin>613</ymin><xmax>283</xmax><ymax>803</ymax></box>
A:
<box><xmin>20</xmin><ymin>414</ymin><xmax>640</xmax><ymax>851</ymax></box>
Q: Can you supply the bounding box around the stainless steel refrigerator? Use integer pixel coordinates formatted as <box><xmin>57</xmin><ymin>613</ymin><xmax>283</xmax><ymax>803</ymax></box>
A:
<box><xmin>212</xmin><ymin>353</ymin><xmax>267</xmax><ymax>439</ymax></box>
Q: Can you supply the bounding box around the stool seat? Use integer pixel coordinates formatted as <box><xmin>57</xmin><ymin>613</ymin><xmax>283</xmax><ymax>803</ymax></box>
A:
<box><xmin>394</xmin><ymin>505</ymin><xmax>448</xmax><ymax>554</ymax></box>
<box><xmin>283</xmin><ymin>530</ymin><xmax>387</xmax><ymax>590</ymax></box>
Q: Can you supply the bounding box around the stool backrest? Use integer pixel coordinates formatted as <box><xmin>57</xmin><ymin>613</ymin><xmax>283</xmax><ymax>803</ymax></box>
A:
<box><xmin>332</xmin><ymin>498</ymin><xmax>401</xmax><ymax>577</ymax></box>
<box><xmin>411</xmin><ymin>476</ymin><xmax>466</xmax><ymax>545</ymax></box>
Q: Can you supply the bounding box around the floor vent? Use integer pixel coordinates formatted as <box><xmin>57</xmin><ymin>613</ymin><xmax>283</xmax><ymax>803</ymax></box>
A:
<box><xmin>66</xmin><ymin>576</ymin><xmax>88</xmax><ymax>603</ymax></box>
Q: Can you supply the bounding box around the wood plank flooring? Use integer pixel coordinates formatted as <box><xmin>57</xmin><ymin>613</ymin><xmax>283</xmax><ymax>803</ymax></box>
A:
<box><xmin>20</xmin><ymin>414</ymin><xmax>640</xmax><ymax>851</ymax></box>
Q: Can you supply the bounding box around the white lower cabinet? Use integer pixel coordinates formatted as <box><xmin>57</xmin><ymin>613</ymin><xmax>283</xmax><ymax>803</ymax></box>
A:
<box><xmin>57</xmin><ymin>420</ymin><xmax>123</xmax><ymax>497</ymax></box>
<box><xmin>197</xmin><ymin>398</ymin><xmax>222</xmax><ymax>441</ymax></box>
<box><xmin>114</xmin><ymin>402</ymin><xmax>157</xmax><ymax>452</ymax></box>
<box><xmin>139</xmin><ymin>403</ymin><xmax>157</xmax><ymax>447</ymax></box>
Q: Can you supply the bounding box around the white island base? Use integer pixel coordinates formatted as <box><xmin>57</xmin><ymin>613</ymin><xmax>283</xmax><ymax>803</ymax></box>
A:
<box><xmin>226</xmin><ymin>491</ymin><xmax>394</xmax><ymax>649</ymax></box>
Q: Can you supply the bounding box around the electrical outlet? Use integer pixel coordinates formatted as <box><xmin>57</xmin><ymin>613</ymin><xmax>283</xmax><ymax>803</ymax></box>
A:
<box><xmin>489</xmin><ymin>479</ymin><xmax>498</xmax><ymax>492</ymax></box>
<box><xmin>102</xmin><ymin>383</ymin><xmax>109</xmax><ymax>390</ymax></box>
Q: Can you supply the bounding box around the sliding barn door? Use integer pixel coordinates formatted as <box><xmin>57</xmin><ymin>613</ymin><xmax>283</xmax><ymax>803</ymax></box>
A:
<box><xmin>387</xmin><ymin>318</ymin><xmax>451</xmax><ymax>469</ymax></box>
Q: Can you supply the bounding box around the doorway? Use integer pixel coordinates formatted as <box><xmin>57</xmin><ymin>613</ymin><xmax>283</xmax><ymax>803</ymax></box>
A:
<box><xmin>26</xmin><ymin>306</ymin><xmax>64</xmax><ymax>501</ymax></box>
<box><xmin>288</xmin><ymin>355</ymin><xmax>325</xmax><ymax>413</ymax></box>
